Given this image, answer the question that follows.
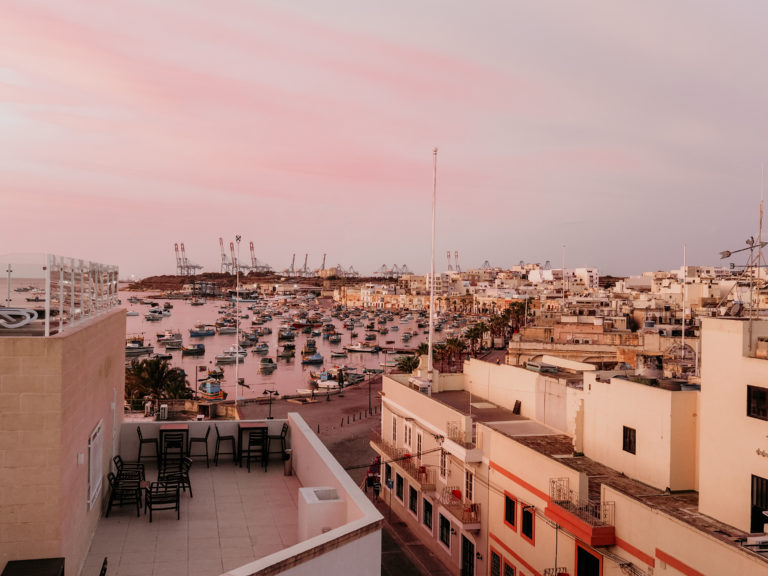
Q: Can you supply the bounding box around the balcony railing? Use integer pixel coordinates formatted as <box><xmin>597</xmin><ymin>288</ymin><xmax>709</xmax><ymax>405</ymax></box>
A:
<box><xmin>549</xmin><ymin>478</ymin><xmax>614</xmax><ymax>526</ymax></box>
<box><xmin>440</xmin><ymin>485</ymin><xmax>481</xmax><ymax>528</ymax></box>
<box><xmin>446</xmin><ymin>421</ymin><xmax>475</xmax><ymax>449</ymax></box>
<box><xmin>1</xmin><ymin>253</ymin><xmax>119</xmax><ymax>337</ymax></box>
<box><xmin>370</xmin><ymin>431</ymin><xmax>436</xmax><ymax>491</ymax></box>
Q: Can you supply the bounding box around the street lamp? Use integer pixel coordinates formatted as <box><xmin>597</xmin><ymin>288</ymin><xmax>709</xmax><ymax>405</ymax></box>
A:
<box><xmin>263</xmin><ymin>388</ymin><xmax>279</xmax><ymax>419</ymax></box>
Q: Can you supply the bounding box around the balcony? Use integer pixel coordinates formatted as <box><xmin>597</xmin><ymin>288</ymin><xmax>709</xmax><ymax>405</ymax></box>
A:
<box><xmin>439</xmin><ymin>486</ymin><xmax>481</xmax><ymax>532</ymax></box>
<box><xmin>370</xmin><ymin>431</ymin><xmax>436</xmax><ymax>492</ymax></box>
<box><xmin>544</xmin><ymin>478</ymin><xmax>615</xmax><ymax>546</ymax></box>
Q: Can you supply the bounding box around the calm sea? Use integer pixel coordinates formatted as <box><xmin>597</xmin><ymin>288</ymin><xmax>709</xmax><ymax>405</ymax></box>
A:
<box><xmin>124</xmin><ymin>293</ymin><xmax>429</xmax><ymax>399</ymax></box>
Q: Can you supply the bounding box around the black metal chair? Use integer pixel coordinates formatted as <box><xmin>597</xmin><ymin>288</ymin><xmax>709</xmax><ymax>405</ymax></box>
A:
<box><xmin>161</xmin><ymin>432</ymin><xmax>185</xmax><ymax>468</ymax></box>
<box><xmin>267</xmin><ymin>422</ymin><xmax>289</xmax><ymax>458</ymax></box>
<box><xmin>244</xmin><ymin>428</ymin><xmax>268</xmax><ymax>472</ymax></box>
<box><xmin>112</xmin><ymin>455</ymin><xmax>145</xmax><ymax>481</ymax></box>
<box><xmin>145</xmin><ymin>481</ymin><xmax>180</xmax><ymax>522</ymax></box>
<box><xmin>188</xmin><ymin>425</ymin><xmax>210</xmax><ymax>468</ymax></box>
<box><xmin>136</xmin><ymin>426</ymin><xmax>159</xmax><ymax>463</ymax></box>
<box><xmin>105</xmin><ymin>472</ymin><xmax>141</xmax><ymax>517</ymax></box>
<box><xmin>99</xmin><ymin>557</ymin><xmax>108</xmax><ymax>576</ymax></box>
<box><xmin>159</xmin><ymin>456</ymin><xmax>193</xmax><ymax>497</ymax></box>
<box><xmin>214</xmin><ymin>424</ymin><xmax>236</xmax><ymax>466</ymax></box>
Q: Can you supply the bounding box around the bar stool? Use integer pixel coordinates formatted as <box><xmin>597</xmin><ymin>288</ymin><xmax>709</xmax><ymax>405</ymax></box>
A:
<box><xmin>267</xmin><ymin>422</ymin><xmax>289</xmax><ymax>458</ymax></box>
<box><xmin>136</xmin><ymin>425</ymin><xmax>159</xmax><ymax>463</ymax></box>
<box><xmin>188</xmin><ymin>425</ymin><xmax>210</xmax><ymax>468</ymax></box>
<box><xmin>214</xmin><ymin>424</ymin><xmax>236</xmax><ymax>466</ymax></box>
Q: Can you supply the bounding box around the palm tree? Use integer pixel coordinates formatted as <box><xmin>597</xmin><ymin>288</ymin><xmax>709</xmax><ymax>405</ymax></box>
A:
<box><xmin>396</xmin><ymin>355</ymin><xmax>420</xmax><ymax>374</ymax></box>
<box><xmin>444</xmin><ymin>337</ymin><xmax>467</xmax><ymax>372</ymax></box>
<box><xmin>416</xmin><ymin>342</ymin><xmax>429</xmax><ymax>357</ymax></box>
<box><xmin>465</xmin><ymin>325</ymin><xmax>483</xmax><ymax>356</ymax></box>
<box><xmin>125</xmin><ymin>357</ymin><xmax>193</xmax><ymax>400</ymax></box>
<box><xmin>433</xmin><ymin>342</ymin><xmax>448</xmax><ymax>371</ymax></box>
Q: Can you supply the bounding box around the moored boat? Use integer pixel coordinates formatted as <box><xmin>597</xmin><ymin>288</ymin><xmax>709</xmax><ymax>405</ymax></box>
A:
<box><xmin>181</xmin><ymin>343</ymin><xmax>205</xmax><ymax>356</ymax></box>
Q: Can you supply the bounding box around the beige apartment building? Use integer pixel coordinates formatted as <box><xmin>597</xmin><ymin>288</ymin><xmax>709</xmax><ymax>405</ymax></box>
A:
<box><xmin>373</xmin><ymin>318</ymin><xmax>768</xmax><ymax>575</ymax></box>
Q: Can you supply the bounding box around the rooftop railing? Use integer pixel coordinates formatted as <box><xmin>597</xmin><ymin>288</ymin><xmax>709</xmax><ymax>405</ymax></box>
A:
<box><xmin>1</xmin><ymin>253</ymin><xmax>119</xmax><ymax>336</ymax></box>
<box><xmin>549</xmin><ymin>477</ymin><xmax>614</xmax><ymax>527</ymax></box>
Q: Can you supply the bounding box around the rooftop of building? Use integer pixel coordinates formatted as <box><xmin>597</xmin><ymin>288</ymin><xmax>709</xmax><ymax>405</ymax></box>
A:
<box><xmin>82</xmin><ymin>456</ymin><xmax>301</xmax><ymax>576</ymax></box>
<box><xmin>389</xmin><ymin>376</ymin><xmax>765</xmax><ymax>564</ymax></box>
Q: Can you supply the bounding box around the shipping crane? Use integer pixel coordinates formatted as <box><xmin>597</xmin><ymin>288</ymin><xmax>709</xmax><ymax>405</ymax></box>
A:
<box><xmin>446</xmin><ymin>251</ymin><xmax>453</xmax><ymax>271</ymax></box>
<box><xmin>454</xmin><ymin>251</ymin><xmax>460</xmax><ymax>273</ymax></box>
<box><xmin>174</xmin><ymin>243</ymin><xmax>183</xmax><ymax>275</ymax></box>
<box><xmin>282</xmin><ymin>254</ymin><xmax>296</xmax><ymax>276</ymax></box>
<box><xmin>219</xmin><ymin>237</ymin><xmax>233</xmax><ymax>274</ymax></box>
<box><xmin>320</xmin><ymin>253</ymin><xmax>327</xmax><ymax>272</ymax></box>
<box><xmin>248</xmin><ymin>241</ymin><xmax>272</xmax><ymax>273</ymax></box>
<box><xmin>179</xmin><ymin>243</ymin><xmax>203</xmax><ymax>275</ymax></box>
<box><xmin>301</xmin><ymin>254</ymin><xmax>310</xmax><ymax>277</ymax></box>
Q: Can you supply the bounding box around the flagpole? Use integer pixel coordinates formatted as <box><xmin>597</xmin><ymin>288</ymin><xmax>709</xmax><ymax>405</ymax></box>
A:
<box><xmin>428</xmin><ymin>148</ymin><xmax>437</xmax><ymax>394</ymax></box>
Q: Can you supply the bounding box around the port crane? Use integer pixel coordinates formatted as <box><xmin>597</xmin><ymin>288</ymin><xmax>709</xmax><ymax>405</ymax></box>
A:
<box><xmin>219</xmin><ymin>237</ymin><xmax>233</xmax><ymax>274</ymax></box>
<box><xmin>249</xmin><ymin>241</ymin><xmax>272</xmax><ymax>273</ymax></box>
<box><xmin>446</xmin><ymin>251</ymin><xmax>453</xmax><ymax>271</ymax></box>
<box><xmin>174</xmin><ymin>242</ymin><xmax>203</xmax><ymax>275</ymax></box>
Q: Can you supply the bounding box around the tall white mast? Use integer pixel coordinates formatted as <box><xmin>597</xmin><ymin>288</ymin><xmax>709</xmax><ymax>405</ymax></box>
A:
<box><xmin>235</xmin><ymin>235</ymin><xmax>241</xmax><ymax>405</ymax></box>
<box><xmin>427</xmin><ymin>148</ymin><xmax>437</xmax><ymax>392</ymax></box>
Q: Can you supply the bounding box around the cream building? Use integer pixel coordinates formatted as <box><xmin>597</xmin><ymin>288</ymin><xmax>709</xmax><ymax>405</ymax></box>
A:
<box><xmin>374</xmin><ymin>321</ymin><xmax>768</xmax><ymax>576</ymax></box>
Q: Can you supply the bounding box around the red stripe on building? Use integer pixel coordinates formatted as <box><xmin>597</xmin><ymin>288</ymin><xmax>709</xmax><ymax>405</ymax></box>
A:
<box><xmin>489</xmin><ymin>460</ymin><xmax>550</xmax><ymax>502</ymax></box>
<box><xmin>655</xmin><ymin>548</ymin><xmax>704</xmax><ymax>576</ymax></box>
<box><xmin>615</xmin><ymin>538</ymin><xmax>654</xmax><ymax>568</ymax></box>
<box><xmin>489</xmin><ymin>532</ymin><xmax>542</xmax><ymax>576</ymax></box>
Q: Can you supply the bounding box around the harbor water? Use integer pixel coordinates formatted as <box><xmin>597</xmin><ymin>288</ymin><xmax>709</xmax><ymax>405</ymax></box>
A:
<box><xmin>124</xmin><ymin>293</ymin><xmax>431</xmax><ymax>400</ymax></box>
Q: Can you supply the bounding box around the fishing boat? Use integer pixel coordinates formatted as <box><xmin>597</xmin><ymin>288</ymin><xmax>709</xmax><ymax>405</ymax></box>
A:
<box><xmin>190</xmin><ymin>298</ymin><xmax>206</xmax><ymax>306</ymax></box>
<box><xmin>345</xmin><ymin>342</ymin><xmax>380</xmax><ymax>353</ymax></box>
<box><xmin>198</xmin><ymin>378</ymin><xmax>227</xmax><ymax>401</ymax></box>
<box><xmin>301</xmin><ymin>339</ymin><xmax>318</xmax><ymax>355</ymax></box>
<box><xmin>277</xmin><ymin>347</ymin><xmax>295</xmax><ymax>359</ymax></box>
<box><xmin>125</xmin><ymin>336</ymin><xmax>153</xmax><ymax>357</ymax></box>
<box><xmin>330</xmin><ymin>350</ymin><xmax>348</xmax><ymax>358</ymax></box>
<box><xmin>151</xmin><ymin>352</ymin><xmax>173</xmax><ymax>361</ymax></box>
<box><xmin>181</xmin><ymin>343</ymin><xmax>205</xmax><ymax>356</ymax></box>
<box><xmin>126</xmin><ymin>310</ymin><xmax>139</xmax><ymax>317</ymax></box>
<box><xmin>216</xmin><ymin>325</ymin><xmax>237</xmax><ymax>335</ymax></box>
<box><xmin>252</xmin><ymin>342</ymin><xmax>269</xmax><ymax>354</ymax></box>
<box><xmin>157</xmin><ymin>330</ymin><xmax>182</xmax><ymax>345</ymax></box>
<box><xmin>259</xmin><ymin>357</ymin><xmax>277</xmax><ymax>373</ymax></box>
<box><xmin>301</xmin><ymin>353</ymin><xmax>324</xmax><ymax>365</ymax></box>
<box><xmin>216</xmin><ymin>345</ymin><xmax>246</xmax><ymax>364</ymax></box>
<box><xmin>189</xmin><ymin>323</ymin><xmax>216</xmax><ymax>337</ymax></box>
<box><xmin>329</xmin><ymin>334</ymin><xmax>342</xmax><ymax>344</ymax></box>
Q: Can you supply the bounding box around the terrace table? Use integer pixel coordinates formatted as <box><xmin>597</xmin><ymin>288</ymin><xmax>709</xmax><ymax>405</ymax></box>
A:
<box><xmin>1</xmin><ymin>558</ymin><xmax>64</xmax><ymax>576</ymax></box>
<box><xmin>237</xmin><ymin>422</ymin><xmax>268</xmax><ymax>465</ymax></box>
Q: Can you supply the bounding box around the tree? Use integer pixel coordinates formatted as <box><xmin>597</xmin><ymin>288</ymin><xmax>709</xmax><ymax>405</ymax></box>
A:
<box><xmin>416</xmin><ymin>342</ymin><xmax>429</xmax><ymax>357</ymax></box>
<box><xmin>444</xmin><ymin>338</ymin><xmax>467</xmax><ymax>372</ymax></box>
<box><xmin>125</xmin><ymin>357</ymin><xmax>193</xmax><ymax>400</ymax></box>
<box><xmin>396</xmin><ymin>355</ymin><xmax>420</xmax><ymax>374</ymax></box>
<box><xmin>465</xmin><ymin>325</ymin><xmax>483</xmax><ymax>356</ymax></box>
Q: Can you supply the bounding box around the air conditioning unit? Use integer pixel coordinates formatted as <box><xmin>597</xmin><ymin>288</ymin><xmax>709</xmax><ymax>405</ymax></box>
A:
<box><xmin>746</xmin><ymin>534</ymin><xmax>768</xmax><ymax>545</ymax></box>
<box><xmin>159</xmin><ymin>404</ymin><xmax>168</xmax><ymax>420</ymax></box>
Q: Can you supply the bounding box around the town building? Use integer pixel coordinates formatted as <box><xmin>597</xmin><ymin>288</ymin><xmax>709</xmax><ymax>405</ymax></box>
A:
<box><xmin>373</xmin><ymin>317</ymin><xmax>768</xmax><ymax>575</ymax></box>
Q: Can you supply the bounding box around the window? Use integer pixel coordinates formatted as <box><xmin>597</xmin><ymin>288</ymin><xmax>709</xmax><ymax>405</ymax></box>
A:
<box><xmin>504</xmin><ymin>493</ymin><xmax>517</xmax><ymax>530</ymax></box>
<box><xmin>416</xmin><ymin>432</ymin><xmax>422</xmax><ymax>462</ymax></box>
<box><xmin>521</xmin><ymin>504</ymin><xmax>535</xmax><ymax>544</ymax></box>
<box><xmin>396</xmin><ymin>474</ymin><xmax>404</xmax><ymax>500</ymax></box>
<box><xmin>576</xmin><ymin>544</ymin><xmax>601</xmax><ymax>576</ymax></box>
<box><xmin>622</xmin><ymin>426</ymin><xmax>636</xmax><ymax>455</ymax></box>
<box><xmin>87</xmin><ymin>420</ymin><xmax>104</xmax><ymax>509</ymax></box>
<box><xmin>465</xmin><ymin>469</ymin><xmax>474</xmax><ymax>502</ymax></box>
<box><xmin>439</xmin><ymin>449</ymin><xmax>447</xmax><ymax>478</ymax></box>
<box><xmin>385</xmin><ymin>463</ymin><xmax>392</xmax><ymax>484</ymax></box>
<box><xmin>423</xmin><ymin>498</ymin><xmax>433</xmax><ymax>530</ymax></box>
<box><xmin>503</xmin><ymin>562</ymin><xmax>515</xmax><ymax>576</ymax></box>
<box><xmin>752</xmin><ymin>474</ymin><xmax>768</xmax><ymax>532</ymax></box>
<box><xmin>748</xmin><ymin>385</ymin><xmax>768</xmax><ymax>420</ymax></box>
<box><xmin>405</xmin><ymin>422</ymin><xmax>412</xmax><ymax>448</ymax></box>
<box><xmin>409</xmin><ymin>486</ymin><xmax>418</xmax><ymax>514</ymax></box>
<box><xmin>392</xmin><ymin>416</ymin><xmax>398</xmax><ymax>444</ymax></box>
<box><xmin>439</xmin><ymin>514</ymin><xmax>451</xmax><ymax>547</ymax></box>
<box><xmin>490</xmin><ymin>551</ymin><xmax>501</xmax><ymax>576</ymax></box>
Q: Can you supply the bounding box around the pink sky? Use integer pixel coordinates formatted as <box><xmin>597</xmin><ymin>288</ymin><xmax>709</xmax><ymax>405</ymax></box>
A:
<box><xmin>3</xmin><ymin>1</ymin><xmax>768</xmax><ymax>278</ymax></box>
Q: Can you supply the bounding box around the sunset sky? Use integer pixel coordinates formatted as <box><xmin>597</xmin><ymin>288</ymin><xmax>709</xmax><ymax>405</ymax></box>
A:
<box><xmin>3</xmin><ymin>1</ymin><xmax>768</xmax><ymax>279</ymax></box>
